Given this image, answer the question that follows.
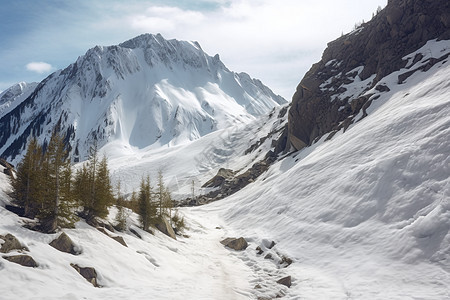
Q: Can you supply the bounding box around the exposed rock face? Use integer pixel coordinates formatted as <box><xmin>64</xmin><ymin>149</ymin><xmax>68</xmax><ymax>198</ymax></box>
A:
<box><xmin>288</xmin><ymin>0</ymin><xmax>450</xmax><ymax>150</ymax></box>
<box><xmin>202</xmin><ymin>168</ymin><xmax>235</xmax><ymax>188</ymax></box>
<box><xmin>155</xmin><ymin>217</ymin><xmax>177</xmax><ymax>240</ymax></box>
<box><xmin>3</xmin><ymin>255</ymin><xmax>38</xmax><ymax>268</ymax></box>
<box><xmin>0</xmin><ymin>234</ymin><xmax>28</xmax><ymax>253</ymax></box>
<box><xmin>70</xmin><ymin>263</ymin><xmax>100</xmax><ymax>287</ymax></box>
<box><xmin>220</xmin><ymin>237</ymin><xmax>248</xmax><ymax>251</ymax></box>
<box><xmin>49</xmin><ymin>232</ymin><xmax>80</xmax><ymax>255</ymax></box>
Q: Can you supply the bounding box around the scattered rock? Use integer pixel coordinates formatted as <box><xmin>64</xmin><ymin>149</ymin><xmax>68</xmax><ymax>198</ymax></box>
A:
<box><xmin>111</xmin><ymin>236</ymin><xmax>127</xmax><ymax>247</ymax></box>
<box><xmin>70</xmin><ymin>263</ymin><xmax>100</xmax><ymax>287</ymax></box>
<box><xmin>256</xmin><ymin>246</ymin><xmax>264</xmax><ymax>255</ymax></box>
<box><xmin>3</xmin><ymin>255</ymin><xmax>38</xmax><ymax>268</ymax></box>
<box><xmin>280</xmin><ymin>255</ymin><xmax>293</xmax><ymax>267</ymax></box>
<box><xmin>129</xmin><ymin>228</ymin><xmax>142</xmax><ymax>239</ymax></box>
<box><xmin>254</xmin><ymin>284</ymin><xmax>262</xmax><ymax>289</ymax></box>
<box><xmin>267</xmin><ymin>241</ymin><xmax>276</xmax><ymax>249</ymax></box>
<box><xmin>155</xmin><ymin>218</ymin><xmax>177</xmax><ymax>240</ymax></box>
<box><xmin>264</xmin><ymin>253</ymin><xmax>273</xmax><ymax>260</ymax></box>
<box><xmin>0</xmin><ymin>234</ymin><xmax>28</xmax><ymax>253</ymax></box>
<box><xmin>49</xmin><ymin>232</ymin><xmax>79</xmax><ymax>255</ymax></box>
<box><xmin>97</xmin><ymin>227</ymin><xmax>128</xmax><ymax>247</ymax></box>
<box><xmin>276</xmin><ymin>276</ymin><xmax>292</xmax><ymax>288</ymax></box>
<box><xmin>220</xmin><ymin>237</ymin><xmax>248</xmax><ymax>251</ymax></box>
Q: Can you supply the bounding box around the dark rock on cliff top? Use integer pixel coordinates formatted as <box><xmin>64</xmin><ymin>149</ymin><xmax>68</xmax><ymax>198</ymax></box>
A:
<box><xmin>288</xmin><ymin>0</ymin><xmax>450</xmax><ymax>150</ymax></box>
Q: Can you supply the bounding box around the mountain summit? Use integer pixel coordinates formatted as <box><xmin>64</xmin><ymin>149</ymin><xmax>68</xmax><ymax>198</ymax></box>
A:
<box><xmin>0</xmin><ymin>33</ymin><xmax>286</xmax><ymax>163</ymax></box>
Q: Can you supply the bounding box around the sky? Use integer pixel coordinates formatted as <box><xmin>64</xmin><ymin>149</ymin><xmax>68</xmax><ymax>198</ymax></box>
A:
<box><xmin>0</xmin><ymin>0</ymin><xmax>387</xmax><ymax>100</ymax></box>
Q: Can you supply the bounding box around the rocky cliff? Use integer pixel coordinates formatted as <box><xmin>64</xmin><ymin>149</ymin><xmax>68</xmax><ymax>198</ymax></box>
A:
<box><xmin>288</xmin><ymin>0</ymin><xmax>450</xmax><ymax>150</ymax></box>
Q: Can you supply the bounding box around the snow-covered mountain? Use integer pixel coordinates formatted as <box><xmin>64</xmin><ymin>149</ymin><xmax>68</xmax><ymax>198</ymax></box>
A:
<box><xmin>0</xmin><ymin>33</ymin><xmax>285</xmax><ymax>164</ymax></box>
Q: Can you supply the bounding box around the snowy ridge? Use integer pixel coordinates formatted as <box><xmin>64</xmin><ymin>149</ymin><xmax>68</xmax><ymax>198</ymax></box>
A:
<box><xmin>0</xmin><ymin>82</ymin><xmax>38</xmax><ymax>117</ymax></box>
<box><xmin>0</xmin><ymin>33</ymin><xmax>286</xmax><ymax>164</ymax></box>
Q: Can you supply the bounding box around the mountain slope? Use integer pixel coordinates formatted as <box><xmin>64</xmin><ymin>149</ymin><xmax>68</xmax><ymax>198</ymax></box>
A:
<box><xmin>287</xmin><ymin>0</ymin><xmax>450</xmax><ymax>150</ymax></box>
<box><xmin>0</xmin><ymin>33</ymin><xmax>285</xmax><ymax>164</ymax></box>
<box><xmin>212</xmin><ymin>39</ymin><xmax>450</xmax><ymax>299</ymax></box>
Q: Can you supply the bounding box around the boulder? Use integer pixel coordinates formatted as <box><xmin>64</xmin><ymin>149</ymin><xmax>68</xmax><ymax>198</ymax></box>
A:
<box><xmin>71</xmin><ymin>263</ymin><xmax>99</xmax><ymax>287</ymax></box>
<box><xmin>220</xmin><ymin>237</ymin><xmax>248</xmax><ymax>251</ymax></box>
<box><xmin>3</xmin><ymin>255</ymin><xmax>38</xmax><ymax>268</ymax></box>
<box><xmin>0</xmin><ymin>234</ymin><xmax>28</xmax><ymax>253</ymax></box>
<box><xmin>49</xmin><ymin>232</ymin><xmax>79</xmax><ymax>255</ymax></box>
<box><xmin>276</xmin><ymin>276</ymin><xmax>292</xmax><ymax>288</ymax></box>
<box><xmin>155</xmin><ymin>218</ymin><xmax>176</xmax><ymax>240</ymax></box>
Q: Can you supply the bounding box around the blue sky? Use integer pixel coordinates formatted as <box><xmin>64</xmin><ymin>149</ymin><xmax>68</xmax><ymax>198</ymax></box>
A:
<box><xmin>0</xmin><ymin>0</ymin><xmax>386</xmax><ymax>99</ymax></box>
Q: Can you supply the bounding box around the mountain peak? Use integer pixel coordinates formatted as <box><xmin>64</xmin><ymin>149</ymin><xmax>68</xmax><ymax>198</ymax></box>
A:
<box><xmin>0</xmin><ymin>34</ymin><xmax>286</xmax><ymax>164</ymax></box>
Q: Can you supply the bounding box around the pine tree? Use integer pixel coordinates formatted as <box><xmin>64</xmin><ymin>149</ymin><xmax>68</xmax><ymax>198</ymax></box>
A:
<box><xmin>138</xmin><ymin>176</ymin><xmax>156</xmax><ymax>232</ymax></box>
<box><xmin>114</xmin><ymin>179</ymin><xmax>127</xmax><ymax>231</ymax></box>
<box><xmin>93</xmin><ymin>155</ymin><xmax>114</xmax><ymax>218</ymax></box>
<box><xmin>76</xmin><ymin>143</ymin><xmax>113</xmax><ymax>220</ymax></box>
<box><xmin>11</xmin><ymin>137</ymin><xmax>42</xmax><ymax>218</ymax></box>
<box><xmin>37</xmin><ymin>131</ymin><xmax>76</xmax><ymax>232</ymax></box>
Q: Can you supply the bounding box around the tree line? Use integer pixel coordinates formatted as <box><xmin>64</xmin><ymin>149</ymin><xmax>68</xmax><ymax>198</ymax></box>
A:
<box><xmin>11</xmin><ymin>130</ymin><xmax>185</xmax><ymax>234</ymax></box>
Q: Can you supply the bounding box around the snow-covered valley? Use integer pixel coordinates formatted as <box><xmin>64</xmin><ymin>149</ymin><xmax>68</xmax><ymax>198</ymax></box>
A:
<box><xmin>1</xmin><ymin>34</ymin><xmax>449</xmax><ymax>300</ymax></box>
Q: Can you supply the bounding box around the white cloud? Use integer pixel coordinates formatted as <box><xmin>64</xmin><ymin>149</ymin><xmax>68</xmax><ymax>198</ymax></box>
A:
<box><xmin>26</xmin><ymin>62</ymin><xmax>53</xmax><ymax>74</ymax></box>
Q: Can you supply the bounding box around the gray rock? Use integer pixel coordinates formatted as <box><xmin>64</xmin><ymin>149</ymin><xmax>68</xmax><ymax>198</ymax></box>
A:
<box><xmin>0</xmin><ymin>234</ymin><xmax>28</xmax><ymax>253</ymax></box>
<box><xmin>276</xmin><ymin>276</ymin><xmax>292</xmax><ymax>288</ymax></box>
<box><xmin>49</xmin><ymin>232</ymin><xmax>79</xmax><ymax>255</ymax></box>
<box><xmin>220</xmin><ymin>237</ymin><xmax>248</xmax><ymax>251</ymax></box>
<box><xmin>155</xmin><ymin>217</ymin><xmax>176</xmax><ymax>240</ymax></box>
<box><xmin>71</xmin><ymin>263</ymin><xmax>99</xmax><ymax>287</ymax></box>
<box><xmin>3</xmin><ymin>255</ymin><xmax>38</xmax><ymax>268</ymax></box>
<box><xmin>111</xmin><ymin>236</ymin><xmax>128</xmax><ymax>247</ymax></box>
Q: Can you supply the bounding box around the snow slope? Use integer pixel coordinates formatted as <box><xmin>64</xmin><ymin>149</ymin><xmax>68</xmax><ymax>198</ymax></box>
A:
<box><xmin>205</xmin><ymin>39</ymin><xmax>450</xmax><ymax>299</ymax></box>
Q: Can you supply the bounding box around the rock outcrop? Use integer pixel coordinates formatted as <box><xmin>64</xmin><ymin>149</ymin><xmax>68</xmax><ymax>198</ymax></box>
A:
<box><xmin>288</xmin><ymin>0</ymin><xmax>450</xmax><ymax>150</ymax></box>
<box><xmin>155</xmin><ymin>217</ymin><xmax>177</xmax><ymax>240</ymax></box>
<box><xmin>49</xmin><ymin>232</ymin><xmax>80</xmax><ymax>255</ymax></box>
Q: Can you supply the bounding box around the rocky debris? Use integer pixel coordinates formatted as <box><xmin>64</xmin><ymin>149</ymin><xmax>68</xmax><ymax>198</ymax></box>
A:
<box><xmin>155</xmin><ymin>217</ymin><xmax>177</xmax><ymax>240</ymax></box>
<box><xmin>97</xmin><ymin>227</ymin><xmax>128</xmax><ymax>247</ymax></box>
<box><xmin>179</xmin><ymin>156</ymin><xmax>277</xmax><ymax>206</ymax></box>
<box><xmin>264</xmin><ymin>253</ymin><xmax>273</xmax><ymax>260</ymax></box>
<box><xmin>221</xmin><ymin>237</ymin><xmax>248</xmax><ymax>251</ymax></box>
<box><xmin>276</xmin><ymin>276</ymin><xmax>292</xmax><ymax>288</ymax></box>
<box><xmin>267</xmin><ymin>241</ymin><xmax>276</xmax><ymax>249</ymax></box>
<box><xmin>49</xmin><ymin>232</ymin><xmax>80</xmax><ymax>255</ymax></box>
<box><xmin>0</xmin><ymin>234</ymin><xmax>28</xmax><ymax>253</ymax></box>
<box><xmin>288</xmin><ymin>0</ymin><xmax>450</xmax><ymax>151</ymax></box>
<box><xmin>86</xmin><ymin>217</ymin><xmax>115</xmax><ymax>232</ymax></box>
<box><xmin>280</xmin><ymin>255</ymin><xmax>293</xmax><ymax>267</ymax></box>
<box><xmin>256</xmin><ymin>246</ymin><xmax>264</xmax><ymax>255</ymax></box>
<box><xmin>0</xmin><ymin>158</ymin><xmax>14</xmax><ymax>176</ymax></box>
<box><xmin>202</xmin><ymin>168</ymin><xmax>235</xmax><ymax>188</ymax></box>
<box><xmin>70</xmin><ymin>263</ymin><xmax>100</xmax><ymax>287</ymax></box>
<box><xmin>3</xmin><ymin>255</ymin><xmax>38</xmax><ymax>268</ymax></box>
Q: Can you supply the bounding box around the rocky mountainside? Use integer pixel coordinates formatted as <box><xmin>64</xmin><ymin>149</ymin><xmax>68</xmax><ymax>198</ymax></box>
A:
<box><xmin>288</xmin><ymin>0</ymin><xmax>450</xmax><ymax>150</ymax></box>
<box><xmin>0</xmin><ymin>33</ymin><xmax>286</xmax><ymax>164</ymax></box>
